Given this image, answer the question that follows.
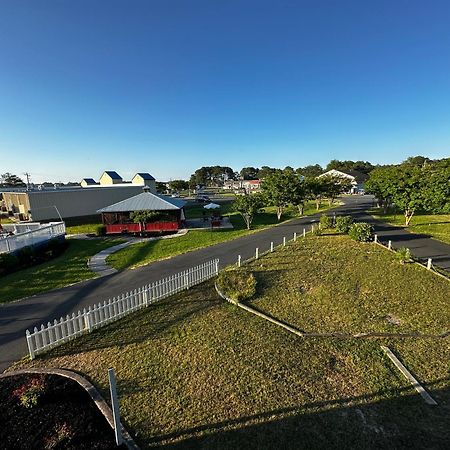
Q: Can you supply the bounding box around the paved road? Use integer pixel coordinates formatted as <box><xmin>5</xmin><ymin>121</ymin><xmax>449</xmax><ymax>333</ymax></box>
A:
<box><xmin>1</xmin><ymin>195</ymin><xmax>449</xmax><ymax>372</ymax></box>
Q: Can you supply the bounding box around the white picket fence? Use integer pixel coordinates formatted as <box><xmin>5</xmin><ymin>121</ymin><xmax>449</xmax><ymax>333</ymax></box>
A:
<box><xmin>0</xmin><ymin>222</ymin><xmax>66</xmax><ymax>254</ymax></box>
<box><xmin>26</xmin><ymin>259</ymin><xmax>219</xmax><ymax>359</ymax></box>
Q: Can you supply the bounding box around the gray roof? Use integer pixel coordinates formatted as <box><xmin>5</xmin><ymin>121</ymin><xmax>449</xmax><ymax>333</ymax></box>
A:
<box><xmin>97</xmin><ymin>191</ymin><xmax>186</xmax><ymax>213</ymax></box>
<box><xmin>134</xmin><ymin>172</ymin><xmax>155</xmax><ymax>180</ymax></box>
<box><xmin>103</xmin><ymin>171</ymin><xmax>122</xmax><ymax>180</ymax></box>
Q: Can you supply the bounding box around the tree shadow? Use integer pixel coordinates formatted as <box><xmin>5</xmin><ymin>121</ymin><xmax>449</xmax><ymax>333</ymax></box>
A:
<box><xmin>150</xmin><ymin>382</ymin><xmax>450</xmax><ymax>449</ymax></box>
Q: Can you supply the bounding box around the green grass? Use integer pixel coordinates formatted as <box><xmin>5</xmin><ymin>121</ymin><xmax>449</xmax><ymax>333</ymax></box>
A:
<box><xmin>66</xmin><ymin>222</ymin><xmax>103</xmax><ymax>235</ymax></box>
<box><xmin>371</xmin><ymin>209</ymin><xmax>450</xmax><ymax>245</ymax></box>
<box><xmin>0</xmin><ymin>216</ymin><xmax>15</xmax><ymax>224</ymax></box>
<box><xmin>107</xmin><ymin>201</ymin><xmax>334</xmax><ymax>270</ymax></box>
<box><xmin>0</xmin><ymin>238</ymin><xmax>123</xmax><ymax>303</ymax></box>
<box><xmin>14</xmin><ymin>233</ymin><xmax>450</xmax><ymax>449</ymax></box>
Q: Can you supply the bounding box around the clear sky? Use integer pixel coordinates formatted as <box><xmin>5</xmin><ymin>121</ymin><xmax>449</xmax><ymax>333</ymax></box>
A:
<box><xmin>1</xmin><ymin>0</ymin><xmax>450</xmax><ymax>183</ymax></box>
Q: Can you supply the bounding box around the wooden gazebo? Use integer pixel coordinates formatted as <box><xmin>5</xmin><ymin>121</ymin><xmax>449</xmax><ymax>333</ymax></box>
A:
<box><xmin>97</xmin><ymin>188</ymin><xmax>186</xmax><ymax>234</ymax></box>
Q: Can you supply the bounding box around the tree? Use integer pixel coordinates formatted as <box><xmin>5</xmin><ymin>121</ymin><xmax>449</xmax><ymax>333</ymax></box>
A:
<box><xmin>365</xmin><ymin>166</ymin><xmax>397</xmax><ymax>213</ymax></box>
<box><xmin>1</xmin><ymin>173</ymin><xmax>26</xmax><ymax>187</ymax></box>
<box><xmin>290</xmin><ymin>177</ymin><xmax>307</xmax><ymax>215</ymax></box>
<box><xmin>233</xmin><ymin>192</ymin><xmax>265</xmax><ymax>229</ymax></box>
<box><xmin>189</xmin><ymin>166</ymin><xmax>235</xmax><ymax>187</ymax></box>
<box><xmin>325</xmin><ymin>160</ymin><xmax>374</xmax><ymax>175</ymax></box>
<box><xmin>239</xmin><ymin>167</ymin><xmax>258</xmax><ymax>180</ymax></box>
<box><xmin>296</xmin><ymin>164</ymin><xmax>323</xmax><ymax>177</ymax></box>
<box><xmin>130</xmin><ymin>210</ymin><xmax>160</xmax><ymax>224</ymax></box>
<box><xmin>168</xmin><ymin>180</ymin><xmax>189</xmax><ymax>192</ymax></box>
<box><xmin>402</xmin><ymin>155</ymin><xmax>431</xmax><ymax>167</ymax></box>
<box><xmin>320</xmin><ymin>175</ymin><xmax>352</xmax><ymax>206</ymax></box>
<box><xmin>261</xmin><ymin>171</ymin><xmax>298</xmax><ymax>220</ymax></box>
<box><xmin>304</xmin><ymin>177</ymin><xmax>327</xmax><ymax>210</ymax></box>
<box><xmin>257</xmin><ymin>166</ymin><xmax>278</xmax><ymax>179</ymax></box>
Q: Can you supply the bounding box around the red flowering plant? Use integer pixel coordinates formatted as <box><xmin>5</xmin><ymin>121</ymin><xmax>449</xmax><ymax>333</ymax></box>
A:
<box><xmin>12</xmin><ymin>375</ymin><xmax>47</xmax><ymax>408</ymax></box>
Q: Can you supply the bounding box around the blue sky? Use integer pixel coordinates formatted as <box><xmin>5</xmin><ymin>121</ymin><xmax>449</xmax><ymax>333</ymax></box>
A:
<box><xmin>1</xmin><ymin>0</ymin><xmax>450</xmax><ymax>183</ymax></box>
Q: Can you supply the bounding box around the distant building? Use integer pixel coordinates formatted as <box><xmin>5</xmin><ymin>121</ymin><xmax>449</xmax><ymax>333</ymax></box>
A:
<box><xmin>2</xmin><ymin>171</ymin><xmax>158</xmax><ymax>221</ymax></box>
<box><xmin>319</xmin><ymin>169</ymin><xmax>368</xmax><ymax>194</ymax></box>
<box><xmin>99</xmin><ymin>171</ymin><xmax>123</xmax><ymax>185</ymax></box>
<box><xmin>223</xmin><ymin>179</ymin><xmax>262</xmax><ymax>192</ymax></box>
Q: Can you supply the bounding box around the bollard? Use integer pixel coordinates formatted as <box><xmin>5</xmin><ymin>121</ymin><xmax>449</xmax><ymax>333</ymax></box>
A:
<box><xmin>294</xmin><ymin>232</ymin><xmax>297</xmax><ymax>241</ymax></box>
<box><xmin>255</xmin><ymin>248</ymin><xmax>259</xmax><ymax>259</ymax></box>
<box><xmin>388</xmin><ymin>240</ymin><xmax>392</xmax><ymax>250</ymax></box>
<box><xmin>374</xmin><ymin>234</ymin><xmax>378</xmax><ymax>243</ymax></box>
<box><xmin>303</xmin><ymin>228</ymin><xmax>306</xmax><ymax>238</ymax></box>
<box><xmin>427</xmin><ymin>258</ymin><xmax>432</xmax><ymax>270</ymax></box>
<box><xmin>283</xmin><ymin>237</ymin><xmax>286</xmax><ymax>246</ymax></box>
<box><xmin>238</xmin><ymin>255</ymin><xmax>241</xmax><ymax>267</ymax></box>
<box><xmin>270</xmin><ymin>242</ymin><xmax>274</xmax><ymax>252</ymax></box>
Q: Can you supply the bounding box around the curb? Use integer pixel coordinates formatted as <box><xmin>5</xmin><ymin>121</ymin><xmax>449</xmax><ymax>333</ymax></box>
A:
<box><xmin>0</xmin><ymin>368</ymin><xmax>140</xmax><ymax>450</ymax></box>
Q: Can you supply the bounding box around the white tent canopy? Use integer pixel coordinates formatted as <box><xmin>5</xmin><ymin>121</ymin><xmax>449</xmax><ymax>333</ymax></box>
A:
<box><xmin>203</xmin><ymin>203</ymin><xmax>221</xmax><ymax>210</ymax></box>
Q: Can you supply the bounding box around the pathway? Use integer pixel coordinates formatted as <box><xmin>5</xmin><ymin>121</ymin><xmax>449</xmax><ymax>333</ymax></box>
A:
<box><xmin>1</xmin><ymin>196</ymin><xmax>449</xmax><ymax>372</ymax></box>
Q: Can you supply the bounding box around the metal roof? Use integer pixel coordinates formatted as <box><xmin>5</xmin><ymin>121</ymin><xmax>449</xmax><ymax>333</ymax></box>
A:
<box><xmin>81</xmin><ymin>178</ymin><xmax>97</xmax><ymax>184</ymax></box>
<box><xmin>103</xmin><ymin>171</ymin><xmax>122</xmax><ymax>180</ymax></box>
<box><xmin>134</xmin><ymin>172</ymin><xmax>155</xmax><ymax>180</ymax></box>
<box><xmin>97</xmin><ymin>191</ymin><xmax>186</xmax><ymax>213</ymax></box>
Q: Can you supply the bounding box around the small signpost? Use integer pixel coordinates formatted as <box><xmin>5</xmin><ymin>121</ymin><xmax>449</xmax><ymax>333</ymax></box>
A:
<box><xmin>108</xmin><ymin>368</ymin><xmax>123</xmax><ymax>446</ymax></box>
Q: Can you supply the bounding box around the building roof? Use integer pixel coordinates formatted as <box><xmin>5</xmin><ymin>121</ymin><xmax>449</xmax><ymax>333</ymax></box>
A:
<box><xmin>97</xmin><ymin>191</ymin><xmax>186</xmax><ymax>213</ymax></box>
<box><xmin>103</xmin><ymin>171</ymin><xmax>122</xmax><ymax>180</ymax></box>
<box><xmin>134</xmin><ymin>172</ymin><xmax>155</xmax><ymax>180</ymax></box>
<box><xmin>81</xmin><ymin>178</ymin><xmax>97</xmax><ymax>184</ymax></box>
<box><xmin>320</xmin><ymin>169</ymin><xmax>368</xmax><ymax>182</ymax></box>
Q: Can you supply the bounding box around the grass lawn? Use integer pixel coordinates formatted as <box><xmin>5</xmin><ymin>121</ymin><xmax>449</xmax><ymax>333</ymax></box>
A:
<box><xmin>0</xmin><ymin>216</ymin><xmax>15</xmax><ymax>224</ymax></box>
<box><xmin>107</xmin><ymin>201</ymin><xmax>334</xmax><ymax>270</ymax></box>
<box><xmin>65</xmin><ymin>222</ymin><xmax>102</xmax><ymax>235</ymax></box>
<box><xmin>0</xmin><ymin>238</ymin><xmax>123</xmax><ymax>303</ymax></box>
<box><xmin>14</xmin><ymin>233</ymin><xmax>450</xmax><ymax>449</ymax></box>
<box><xmin>371</xmin><ymin>209</ymin><xmax>450</xmax><ymax>245</ymax></box>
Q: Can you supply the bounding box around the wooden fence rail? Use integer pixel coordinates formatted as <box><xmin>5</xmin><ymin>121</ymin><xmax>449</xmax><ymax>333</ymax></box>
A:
<box><xmin>26</xmin><ymin>259</ymin><xmax>219</xmax><ymax>359</ymax></box>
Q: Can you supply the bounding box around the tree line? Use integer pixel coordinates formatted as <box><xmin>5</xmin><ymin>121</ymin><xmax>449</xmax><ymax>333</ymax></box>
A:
<box><xmin>365</xmin><ymin>157</ymin><xmax>449</xmax><ymax>225</ymax></box>
<box><xmin>234</xmin><ymin>171</ymin><xmax>352</xmax><ymax>229</ymax></box>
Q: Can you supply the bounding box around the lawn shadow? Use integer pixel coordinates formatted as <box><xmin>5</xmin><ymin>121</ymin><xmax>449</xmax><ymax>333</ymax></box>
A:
<box><xmin>150</xmin><ymin>381</ymin><xmax>450</xmax><ymax>449</ymax></box>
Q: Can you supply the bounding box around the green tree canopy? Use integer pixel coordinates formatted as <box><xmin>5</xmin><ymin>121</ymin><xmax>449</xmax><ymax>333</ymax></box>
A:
<box><xmin>233</xmin><ymin>192</ymin><xmax>265</xmax><ymax>229</ymax></box>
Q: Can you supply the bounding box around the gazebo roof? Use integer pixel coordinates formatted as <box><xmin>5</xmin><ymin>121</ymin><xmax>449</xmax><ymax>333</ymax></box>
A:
<box><xmin>97</xmin><ymin>191</ymin><xmax>186</xmax><ymax>213</ymax></box>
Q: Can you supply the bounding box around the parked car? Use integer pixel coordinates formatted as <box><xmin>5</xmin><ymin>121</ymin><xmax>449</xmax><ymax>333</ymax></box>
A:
<box><xmin>196</xmin><ymin>195</ymin><xmax>211</xmax><ymax>203</ymax></box>
<box><xmin>171</xmin><ymin>192</ymin><xmax>180</xmax><ymax>198</ymax></box>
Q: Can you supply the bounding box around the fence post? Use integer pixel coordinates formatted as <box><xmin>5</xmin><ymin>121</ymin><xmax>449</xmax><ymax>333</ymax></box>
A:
<box><xmin>238</xmin><ymin>255</ymin><xmax>241</xmax><ymax>267</ymax></box>
<box><xmin>83</xmin><ymin>308</ymin><xmax>92</xmax><ymax>333</ymax></box>
<box><xmin>303</xmin><ymin>228</ymin><xmax>306</xmax><ymax>238</ymax></box>
<box><xmin>184</xmin><ymin>272</ymin><xmax>189</xmax><ymax>289</ymax></box>
<box><xmin>294</xmin><ymin>232</ymin><xmax>297</xmax><ymax>241</ymax></box>
<box><xmin>427</xmin><ymin>258</ymin><xmax>432</xmax><ymax>270</ymax></box>
<box><xmin>283</xmin><ymin>237</ymin><xmax>286</xmax><ymax>246</ymax></box>
<box><xmin>26</xmin><ymin>330</ymin><xmax>35</xmax><ymax>360</ymax></box>
<box><xmin>108</xmin><ymin>368</ymin><xmax>123</xmax><ymax>446</ymax></box>
<box><xmin>255</xmin><ymin>248</ymin><xmax>259</xmax><ymax>259</ymax></box>
<box><xmin>388</xmin><ymin>240</ymin><xmax>392</xmax><ymax>250</ymax></box>
<box><xmin>270</xmin><ymin>242</ymin><xmax>274</xmax><ymax>252</ymax></box>
<box><xmin>374</xmin><ymin>234</ymin><xmax>378</xmax><ymax>243</ymax></box>
<box><xmin>143</xmin><ymin>287</ymin><xmax>149</xmax><ymax>306</ymax></box>
<box><xmin>215</xmin><ymin>259</ymin><xmax>219</xmax><ymax>275</ymax></box>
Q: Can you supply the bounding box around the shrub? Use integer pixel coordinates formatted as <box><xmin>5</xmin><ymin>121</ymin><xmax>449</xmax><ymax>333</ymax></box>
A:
<box><xmin>46</xmin><ymin>238</ymin><xmax>67</xmax><ymax>257</ymax></box>
<box><xmin>16</xmin><ymin>246</ymin><xmax>35</xmax><ymax>265</ymax></box>
<box><xmin>396</xmin><ymin>247</ymin><xmax>412</xmax><ymax>264</ymax></box>
<box><xmin>335</xmin><ymin>215</ymin><xmax>354</xmax><ymax>233</ymax></box>
<box><xmin>0</xmin><ymin>253</ymin><xmax>19</xmax><ymax>275</ymax></box>
<box><xmin>319</xmin><ymin>214</ymin><xmax>333</xmax><ymax>229</ymax></box>
<box><xmin>95</xmin><ymin>225</ymin><xmax>107</xmax><ymax>236</ymax></box>
<box><xmin>348</xmin><ymin>222</ymin><xmax>374</xmax><ymax>242</ymax></box>
<box><xmin>311</xmin><ymin>224</ymin><xmax>322</xmax><ymax>236</ymax></box>
<box><xmin>12</xmin><ymin>375</ymin><xmax>46</xmax><ymax>409</ymax></box>
<box><xmin>216</xmin><ymin>269</ymin><xmax>256</xmax><ymax>303</ymax></box>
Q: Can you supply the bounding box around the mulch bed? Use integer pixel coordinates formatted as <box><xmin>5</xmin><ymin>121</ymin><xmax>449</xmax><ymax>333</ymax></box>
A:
<box><xmin>0</xmin><ymin>373</ymin><xmax>124</xmax><ymax>449</ymax></box>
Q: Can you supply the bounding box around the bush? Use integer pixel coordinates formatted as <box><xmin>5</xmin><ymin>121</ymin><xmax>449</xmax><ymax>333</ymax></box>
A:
<box><xmin>311</xmin><ymin>224</ymin><xmax>322</xmax><ymax>236</ymax></box>
<box><xmin>16</xmin><ymin>246</ymin><xmax>35</xmax><ymax>265</ymax></box>
<box><xmin>319</xmin><ymin>214</ymin><xmax>333</xmax><ymax>229</ymax></box>
<box><xmin>335</xmin><ymin>215</ymin><xmax>354</xmax><ymax>233</ymax></box>
<box><xmin>0</xmin><ymin>253</ymin><xmax>19</xmax><ymax>275</ymax></box>
<box><xmin>95</xmin><ymin>225</ymin><xmax>106</xmax><ymax>236</ymax></box>
<box><xmin>216</xmin><ymin>269</ymin><xmax>256</xmax><ymax>303</ymax></box>
<box><xmin>12</xmin><ymin>375</ymin><xmax>46</xmax><ymax>409</ymax></box>
<box><xmin>396</xmin><ymin>247</ymin><xmax>412</xmax><ymax>264</ymax></box>
<box><xmin>46</xmin><ymin>238</ymin><xmax>67</xmax><ymax>257</ymax></box>
<box><xmin>348</xmin><ymin>223</ymin><xmax>374</xmax><ymax>242</ymax></box>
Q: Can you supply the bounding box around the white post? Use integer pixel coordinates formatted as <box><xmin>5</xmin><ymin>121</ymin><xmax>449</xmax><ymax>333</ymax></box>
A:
<box><xmin>270</xmin><ymin>242</ymin><xmax>274</xmax><ymax>252</ymax></box>
<box><xmin>238</xmin><ymin>255</ymin><xmax>241</xmax><ymax>267</ymax></box>
<box><xmin>303</xmin><ymin>228</ymin><xmax>306</xmax><ymax>238</ymax></box>
<box><xmin>374</xmin><ymin>234</ymin><xmax>378</xmax><ymax>243</ymax></box>
<box><xmin>283</xmin><ymin>237</ymin><xmax>286</xmax><ymax>246</ymax></box>
<box><xmin>294</xmin><ymin>232</ymin><xmax>297</xmax><ymax>241</ymax></box>
<box><xmin>108</xmin><ymin>368</ymin><xmax>123</xmax><ymax>446</ymax></box>
<box><xmin>388</xmin><ymin>240</ymin><xmax>392</xmax><ymax>250</ymax></box>
<box><xmin>255</xmin><ymin>248</ymin><xmax>259</xmax><ymax>259</ymax></box>
<box><xmin>427</xmin><ymin>258</ymin><xmax>432</xmax><ymax>270</ymax></box>
<box><xmin>26</xmin><ymin>330</ymin><xmax>35</xmax><ymax>360</ymax></box>
<box><xmin>215</xmin><ymin>259</ymin><xmax>219</xmax><ymax>275</ymax></box>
